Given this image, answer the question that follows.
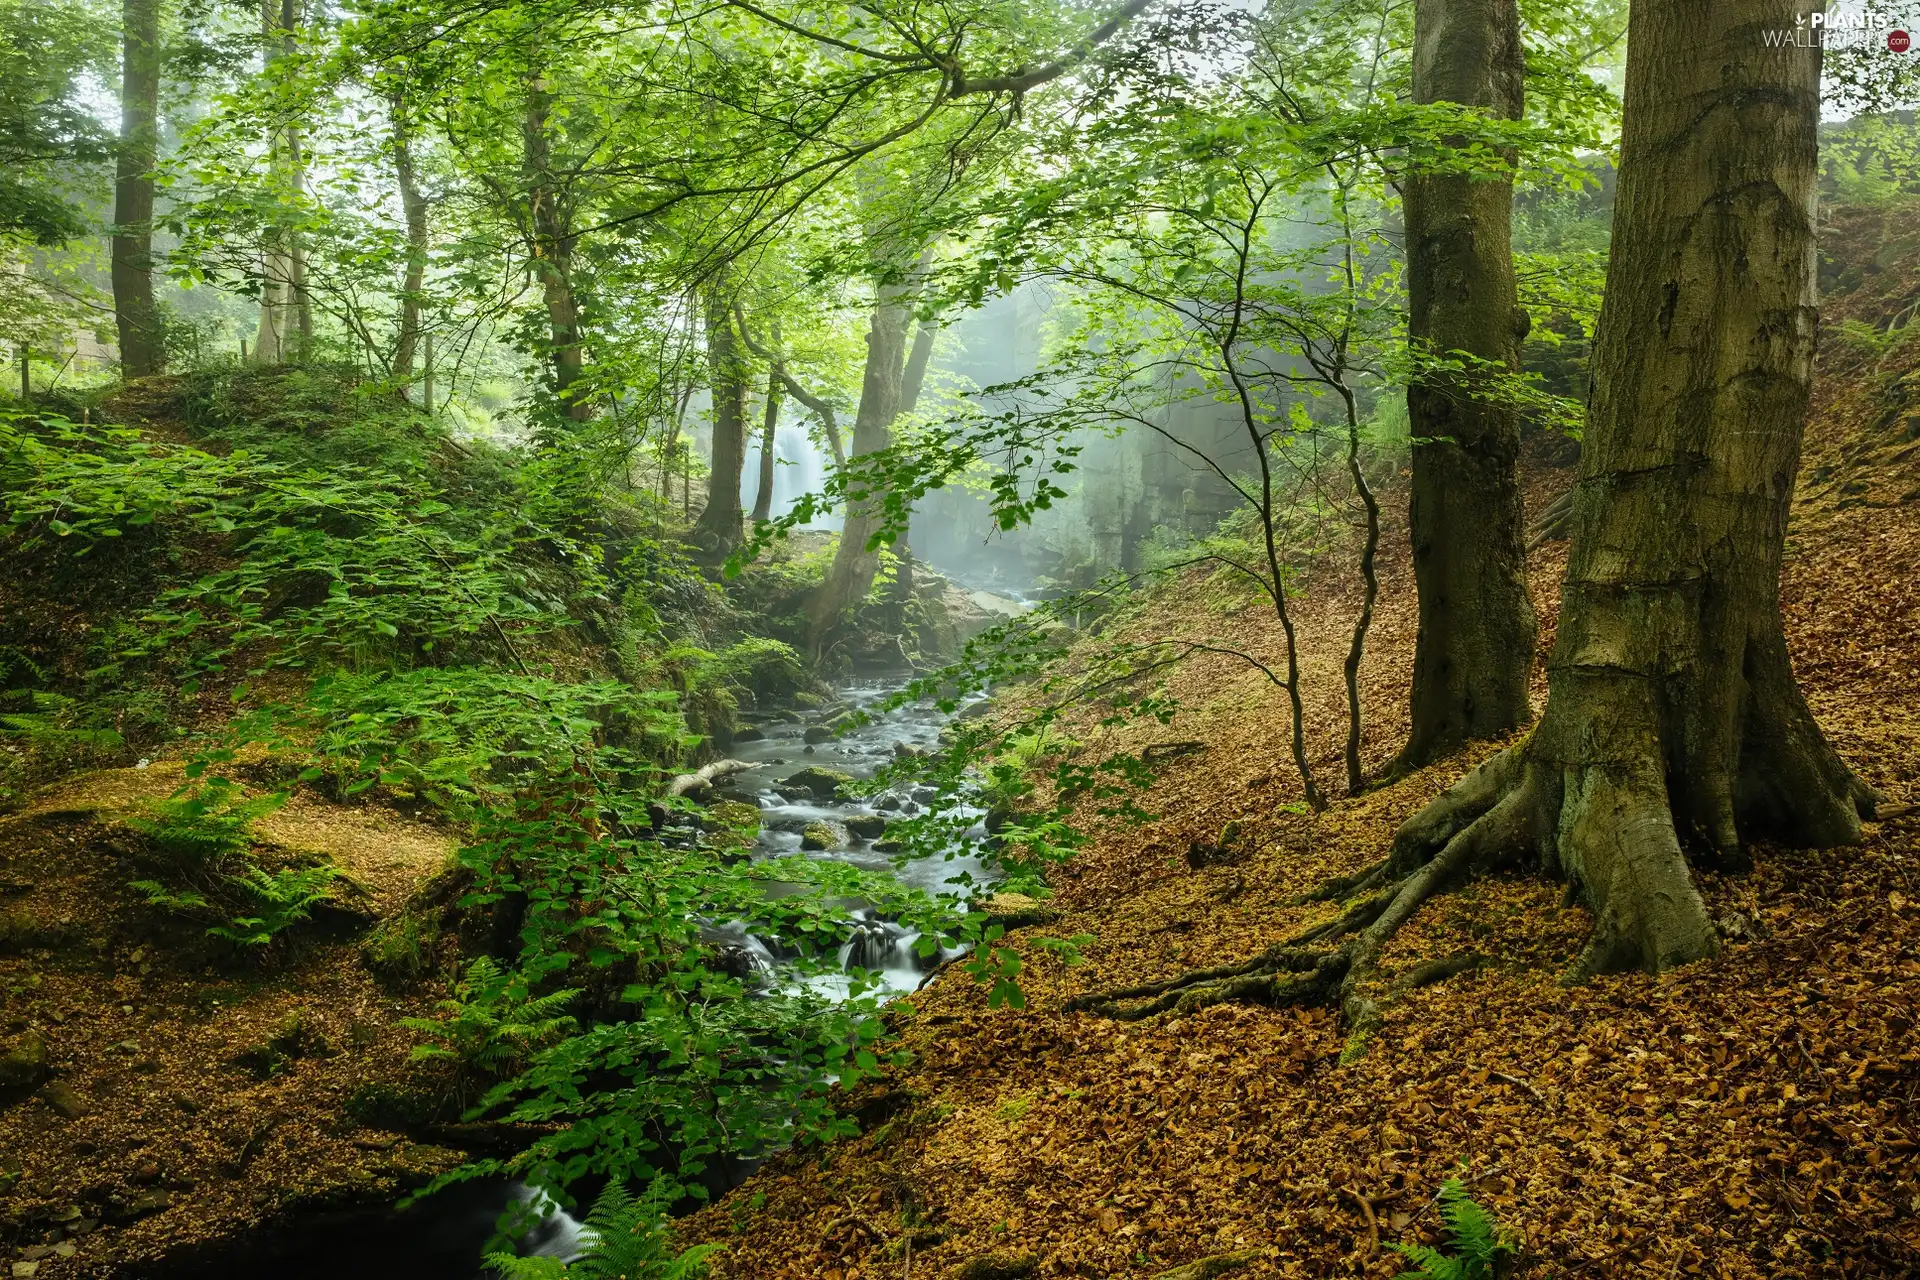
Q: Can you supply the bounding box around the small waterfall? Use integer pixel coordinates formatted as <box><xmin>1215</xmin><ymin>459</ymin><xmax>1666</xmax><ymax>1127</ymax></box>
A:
<box><xmin>742</xmin><ymin>421</ymin><xmax>840</xmax><ymax>529</ymax></box>
<box><xmin>510</xmin><ymin>1185</ymin><xmax>592</xmax><ymax>1263</ymax></box>
<box><xmin>837</xmin><ymin>909</ymin><xmax>945</xmax><ymax>975</ymax></box>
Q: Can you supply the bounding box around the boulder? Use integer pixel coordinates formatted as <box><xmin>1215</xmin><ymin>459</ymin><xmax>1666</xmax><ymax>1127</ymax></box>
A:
<box><xmin>706</xmin><ymin>800</ymin><xmax>763</xmax><ymax>832</ymax></box>
<box><xmin>0</xmin><ymin>1031</ymin><xmax>48</xmax><ymax>1091</ymax></box>
<box><xmin>38</xmin><ymin>1080</ymin><xmax>87</xmax><ymax>1119</ymax></box>
<box><xmin>800</xmin><ymin>821</ymin><xmax>850</xmax><ymax>851</ymax></box>
<box><xmin>981</xmin><ymin>892</ymin><xmax>1060</xmax><ymax>930</ymax></box>
<box><xmin>844</xmin><ymin>814</ymin><xmax>888</xmax><ymax>840</ymax></box>
<box><xmin>781</xmin><ymin>767</ymin><xmax>853</xmax><ymax>800</ymax></box>
<box><xmin>803</xmin><ymin>725</ymin><xmax>836</xmax><ymax>744</ymax></box>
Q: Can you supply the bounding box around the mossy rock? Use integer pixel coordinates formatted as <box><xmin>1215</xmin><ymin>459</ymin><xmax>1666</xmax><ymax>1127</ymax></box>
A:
<box><xmin>0</xmin><ymin>1030</ymin><xmax>49</xmax><ymax>1091</ymax></box>
<box><xmin>707</xmin><ymin>800</ymin><xmax>763</xmax><ymax>832</ymax></box>
<box><xmin>781</xmin><ymin>767</ymin><xmax>853</xmax><ymax>799</ymax></box>
<box><xmin>801</xmin><ymin>820</ymin><xmax>850</xmax><ymax>851</ymax></box>
<box><xmin>844</xmin><ymin>813</ymin><xmax>888</xmax><ymax>840</ymax></box>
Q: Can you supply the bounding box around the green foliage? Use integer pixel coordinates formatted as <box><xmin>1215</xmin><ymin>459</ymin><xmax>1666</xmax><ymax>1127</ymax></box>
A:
<box><xmin>401</xmin><ymin>956</ymin><xmax>581</xmax><ymax>1084</ymax></box>
<box><xmin>126</xmin><ymin>778</ymin><xmax>285</xmax><ymax>867</ymax></box>
<box><xmin>207</xmin><ymin>864</ymin><xmax>346</xmax><ymax>948</ymax></box>
<box><xmin>486</xmin><ymin>1180</ymin><xmax>719</xmax><ymax>1280</ymax></box>
<box><xmin>1388</xmin><ymin>1179</ymin><xmax>1516</xmax><ymax>1280</ymax></box>
<box><xmin>0</xmin><ymin>690</ymin><xmax>123</xmax><ymax>754</ymax></box>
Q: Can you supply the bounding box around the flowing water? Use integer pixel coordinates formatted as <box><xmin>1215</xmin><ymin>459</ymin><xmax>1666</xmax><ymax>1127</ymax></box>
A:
<box><xmin>710</xmin><ymin>677</ymin><xmax>989</xmax><ymax>995</ymax></box>
<box><xmin>203</xmin><ymin>677</ymin><xmax>988</xmax><ymax>1277</ymax></box>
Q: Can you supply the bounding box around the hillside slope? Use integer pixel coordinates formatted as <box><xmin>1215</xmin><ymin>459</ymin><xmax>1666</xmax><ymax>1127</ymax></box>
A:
<box><xmin>682</xmin><ymin>213</ymin><xmax>1920</xmax><ymax>1279</ymax></box>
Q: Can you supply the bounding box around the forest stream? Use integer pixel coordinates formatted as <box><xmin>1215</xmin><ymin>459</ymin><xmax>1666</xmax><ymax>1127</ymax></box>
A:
<box><xmin>174</xmin><ymin>674</ymin><xmax>1000</xmax><ymax>1279</ymax></box>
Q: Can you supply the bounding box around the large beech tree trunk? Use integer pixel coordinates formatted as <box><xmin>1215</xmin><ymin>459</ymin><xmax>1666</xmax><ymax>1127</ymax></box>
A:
<box><xmin>1395</xmin><ymin>0</ymin><xmax>1875</xmax><ymax>979</ymax></box>
<box><xmin>112</xmin><ymin>0</ymin><xmax>164</xmax><ymax>377</ymax></box>
<box><xmin>1066</xmin><ymin>0</ymin><xmax>1878</xmax><ymax>1037</ymax></box>
<box><xmin>1394</xmin><ymin>0</ymin><xmax>1535</xmax><ymax>772</ymax></box>
<box><xmin>695</xmin><ymin>285</ymin><xmax>749</xmax><ymax>552</ymax></box>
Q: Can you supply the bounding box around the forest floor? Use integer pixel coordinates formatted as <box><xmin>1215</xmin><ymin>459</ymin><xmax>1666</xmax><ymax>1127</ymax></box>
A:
<box><xmin>681</xmin><ymin>234</ymin><xmax>1920</xmax><ymax>1275</ymax></box>
<box><xmin>0</xmin><ymin>757</ymin><xmax>475</xmax><ymax>1276</ymax></box>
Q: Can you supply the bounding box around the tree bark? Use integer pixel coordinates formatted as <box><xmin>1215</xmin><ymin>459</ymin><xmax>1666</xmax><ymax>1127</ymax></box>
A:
<box><xmin>695</xmin><ymin>283</ymin><xmax>749</xmax><ymax>552</ymax></box>
<box><xmin>751</xmin><ymin>362</ymin><xmax>782</xmax><ymax>524</ymax></box>
<box><xmin>1393</xmin><ymin>0</ymin><xmax>1535</xmax><ymax>773</ymax></box>
<box><xmin>253</xmin><ymin>0</ymin><xmax>293</xmax><ymax>364</ymax></box>
<box><xmin>803</xmin><ymin>262</ymin><xmax>921</xmax><ymax>651</ymax></box>
<box><xmin>1392</xmin><ymin>0</ymin><xmax>1875</xmax><ymax>981</ymax></box>
<box><xmin>112</xmin><ymin>0</ymin><xmax>164</xmax><ymax>378</ymax></box>
<box><xmin>389</xmin><ymin>90</ymin><xmax>429</xmax><ymax>387</ymax></box>
<box><xmin>523</xmin><ymin>73</ymin><xmax>589</xmax><ymax>421</ymax></box>
<box><xmin>286</xmin><ymin>1</ymin><xmax>312</xmax><ymax>360</ymax></box>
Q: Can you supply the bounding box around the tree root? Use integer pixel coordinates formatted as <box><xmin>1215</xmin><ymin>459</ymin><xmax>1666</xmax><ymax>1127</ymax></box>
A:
<box><xmin>1073</xmin><ymin>656</ymin><xmax>1877</xmax><ymax>1028</ymax></box>
<box><xmin>1070</xmin><ymin>761</ymin><xmax>1534</xmax><ymax>1029</ymax></box>
<box><xmin>1283</xmin><ymin>857</ymin><xmax>1388</xmax><ymax>905</ymax></box>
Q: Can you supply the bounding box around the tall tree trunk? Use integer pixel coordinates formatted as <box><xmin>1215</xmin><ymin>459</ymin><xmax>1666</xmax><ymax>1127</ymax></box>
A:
<box><xmin>899</xmin><ymin>316</ymin><xmax>937</xmax><ymax>416</ymax></box>
<box><xmin>751</xmin><ymin>363</ymin><xmax>782</xmax><ymax>524</ymax></box>
<box><xmin>804</xmin><ymin>265</ymin><xmax>921</xmax><ymax>651</ymax></box>
<box><xmin>523</xmin><ymin>74</ymin><xmax>588</xmax><ymax>421</ymax></box>
<box><xmin>253</xmin><ymin>0</ymin><xmax>292</xmax><ymax>364</ymax></box>
<box><xmin>112</xmin><ymin>0</ymin><xmax>164</xmax><ymax>378</ymax></box>
<box><xmin>892</xmin><ymin>315</ymin><xmax>938</xmax><ymax>556</ymax></box>
<box><xmin>695</xmin><ymin>285</ymin><xmax>749</xmax><ymax>552</ymax></box>
<box><xmin>285</xmin><ymin>0</ymin><xmax>311</xmax><ymax>360</ymax></box>
<box><xmin>389</xmin><ymin>90</ymin><xmax>429</xmax><ymax>387</ymax></box>
<box><xmin>1391</xmin><ymin>0</ymin><xmax>1874</xmax><ymax>982</ymax></box>
<box><xmin>1392</xmin><ymin>0</ymin><xmax>1535</xmax><ymax>773</ymax></box>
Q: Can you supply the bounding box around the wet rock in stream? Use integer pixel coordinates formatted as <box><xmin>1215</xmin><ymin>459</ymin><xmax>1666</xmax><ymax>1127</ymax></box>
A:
<box><xmin>800</xmin><ymin>820</ymin><xmax>850</xmax><ymax>851</ymax></box>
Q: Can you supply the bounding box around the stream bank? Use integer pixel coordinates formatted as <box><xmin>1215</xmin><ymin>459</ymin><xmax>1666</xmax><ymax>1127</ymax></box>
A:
<box><xmin>1</xmin><ymin>667</ymin><xmax>1009</xmax><ymax>1279</ymax></box>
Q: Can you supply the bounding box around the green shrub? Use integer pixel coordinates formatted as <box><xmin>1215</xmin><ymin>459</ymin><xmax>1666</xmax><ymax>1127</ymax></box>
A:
<box><xmin>208</xmin><ymin>864</ymin><xmax>345</xmax><ymax>948</ymax></box>
<box><xmin>487</xmin><ymin>1180</ymin><xmax>718</xmax><ymax>1279</ymax></box>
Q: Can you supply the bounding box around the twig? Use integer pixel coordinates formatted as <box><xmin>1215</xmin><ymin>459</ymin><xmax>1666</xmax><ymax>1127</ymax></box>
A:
<box><xmin>1344</xmin><ymin>1186</ymin><xmax>1379</xmax><ymax>1258</ymax></box>
<box><xmin>1489</xmin><ymin>1070</ymin><xmax>1544</xmax><ymax>1102</ymax></box>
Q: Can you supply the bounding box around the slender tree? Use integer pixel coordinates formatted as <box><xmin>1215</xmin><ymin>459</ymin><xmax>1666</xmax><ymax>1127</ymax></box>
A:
<box><xmin>523</xmin><ymin>69</ymin><xmax>588</xmax><ymax>421</ymax></box>
<box><xmin>695</xmin><ymin>282</ymin><xmax>750</xmax><ymax>551</ymax></box>
<box><xmin>111</xmin><ymin>0</ymin><xmax>164</xmax><ymax>376</ymax></box>
<box><xmin>389</xmin><ymin>87</ymin><xmax>429</xmax><ymax>387</ymax></box>
<box><xmin>750</xmin><ymin>363</ymin><xmax>783</xmax><ymax>523</ymax></box>
<box><xmin>1392</xmin><ymin>0</ymin><xmax>1535</xmax><ymax>774</ymax></box>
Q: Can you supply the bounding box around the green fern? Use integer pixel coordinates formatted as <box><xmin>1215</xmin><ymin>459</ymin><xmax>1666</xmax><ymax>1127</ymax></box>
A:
<box><xmin>127</xmin><ymin>778</ymin><xmax>286</xmax><ymax>867</ymax></box>
<box><xmin>206</xmin><ymin>864</ymin><xmax>343</xmax><ymax>947</ymax></box>
<box><xmin>1388</xmin><ymin>1179</ymin><xmax>1515</xmax><ymax>1280</ymax></box>
<box><xmin>401</xmin><ymin>956</ymin><xmax>580</xmax><ymax>1084</ymax></box>
<box><xmin>486</xmin><ymin>1180</ymin><xmax>719</xmax><ymax>1279</ymax></box>
<box><xmin>0</xmin><ymin>690</ymin><xmax>125</xmax><ymax>752</ymax></box>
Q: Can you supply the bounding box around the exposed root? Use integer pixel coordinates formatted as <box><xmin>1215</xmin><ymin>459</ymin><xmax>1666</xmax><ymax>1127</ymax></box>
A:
<box><xmin>1065</xmin><ymin>946</ymin><xmax>1342</xmax><ymax>1021</ymax></box>
<box><xmin>1388</xmin><ymin>950</ymin><xmax>1482</xmax><ymax>994</ymax></box>
<box><xmin>1072</xmin><ymin>776</ymin><xmax>1531</xmax><ymax>1027</ymax></box>
<box><xmin>1283</xmin><ymin>857</ymin><xmax>1388</xmax><ymax>906</ymax></box>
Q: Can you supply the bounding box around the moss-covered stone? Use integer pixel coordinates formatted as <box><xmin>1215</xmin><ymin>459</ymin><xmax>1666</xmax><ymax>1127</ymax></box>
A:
<box><xmin>800</xmin><ymin>820</ymin><xmax>849</xmax><ymax>851</ymax></box>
